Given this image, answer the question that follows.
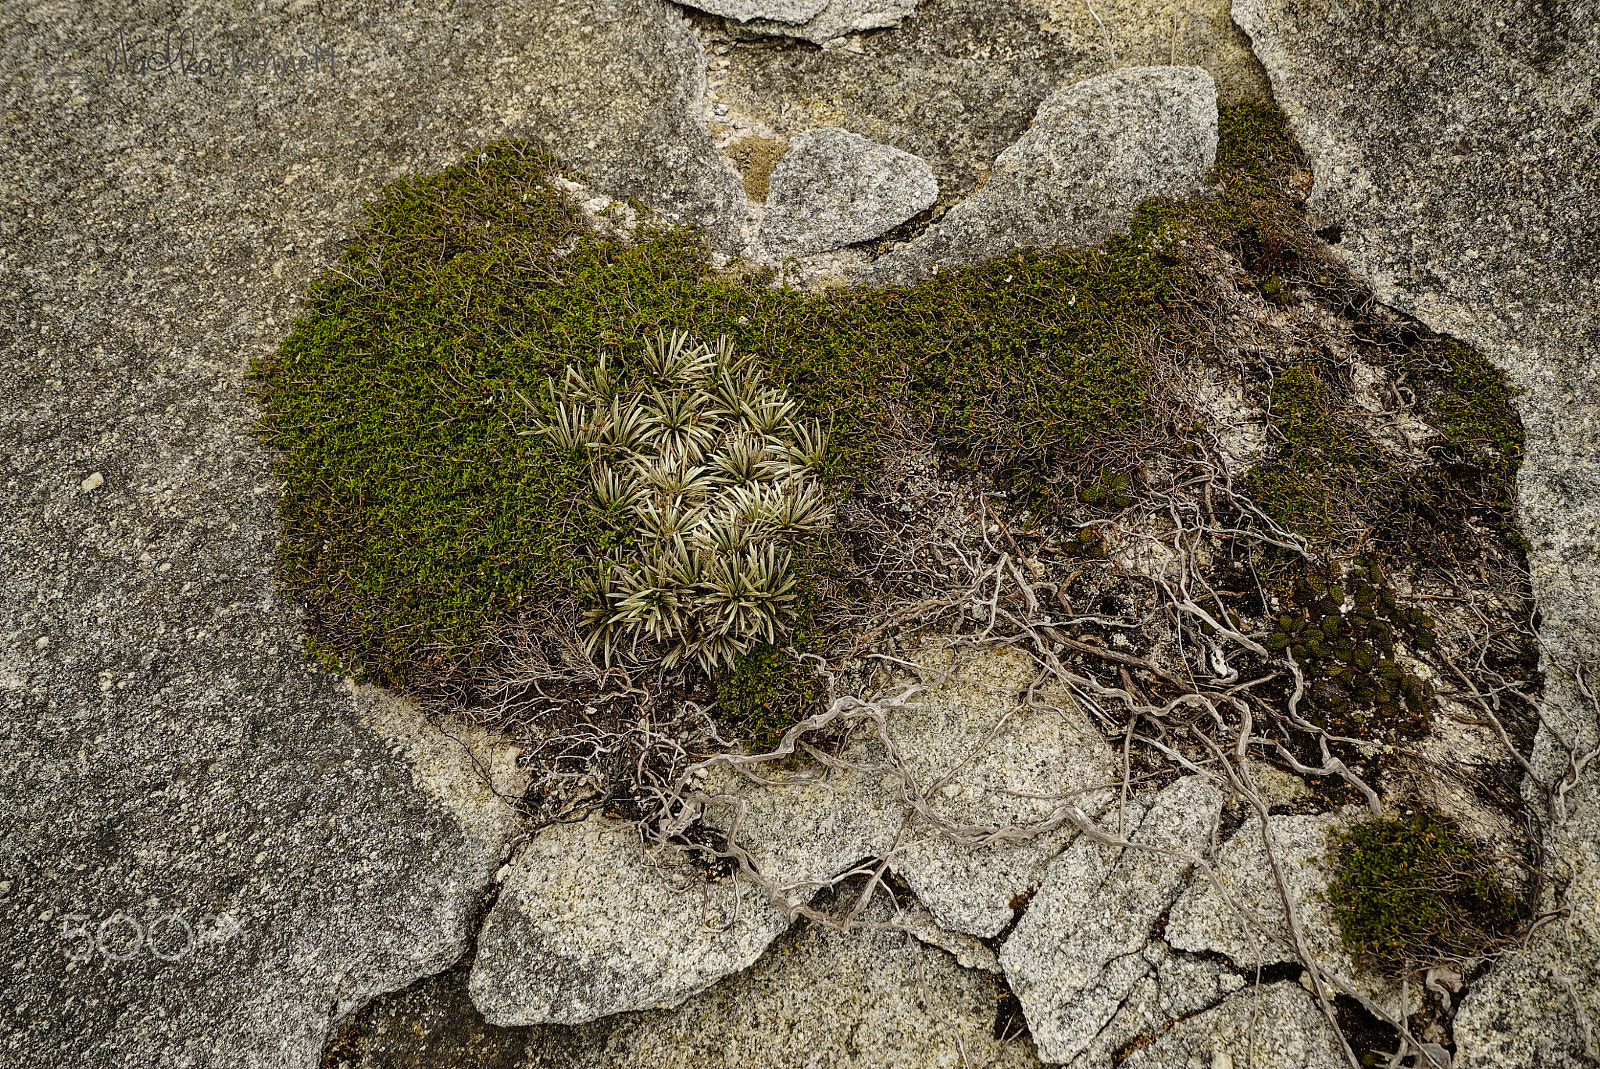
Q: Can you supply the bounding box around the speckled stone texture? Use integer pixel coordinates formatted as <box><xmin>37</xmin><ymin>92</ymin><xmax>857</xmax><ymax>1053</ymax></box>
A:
<box><xmin>731</xmin><ymin>0</ymin><xmax>922</xmax><ymax>45</ymax></box>
<box><xmin>519</xmin><ymin>887</ymin><xmax>1043</xmax><ymax>1069</ymax></box>
<box><xmin>1118</xmin><ymin>981</ymin><xmax>1345</xmax><ymax>1069</ymax></box>
<box><xmin>860</xmin><ymin>65</ymin><xmax>1218</xmax><ymax>286</ymax></box>
<box><xmin>686</xmin><ymin>0</ymin><xmax>829</xmax><ymax>26</ymax></box>
<box><xmin>698</xmin><ymin>647</ymin><xmax>1118</xmax><ymax>939</ymax></box>
<box><xmin>0</xmin><ymin>0</ymin><xmax>738</xmax><ymax>1064</ymax></box>
<box><xmin>1232</xmin><ymin>2</ymin><xmax>1600</xmax><ymax>1063</ymax></box>
<box><xmin>466</xmin><ymin>815</ymin><xmax>792</xmax><ymax>1026</ymax></box>
<box><xmin>758</xmin><ymin>127</ymin><xmax>937</xmax><ymax>256</ymax></box>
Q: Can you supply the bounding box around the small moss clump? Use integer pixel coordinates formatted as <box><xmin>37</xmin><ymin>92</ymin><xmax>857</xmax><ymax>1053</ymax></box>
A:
<box><xmin>715</xmin><ymin>642</ymin><xmax>825</xmax><ymax>749</ymax></box>
<box><xmin>1327</xmin><ymin>813</ymin><xmax>1521</xmax><ymax>976</ymax></box>
<box><xmin>1264</xmin><ymin>560</ymin><xmax>1437</xmax><ymax>739</ymax></box>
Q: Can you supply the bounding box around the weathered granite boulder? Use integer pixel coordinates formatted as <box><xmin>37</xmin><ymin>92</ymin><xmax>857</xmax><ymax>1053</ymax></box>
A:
<box><xmin>862</xmin><ymin>66</ymin><xmax>1218</xmax><ymax>286</ymax></box>
<box><xmin>1118</xmin><ymin>981</ymin><xmax>1346</xmax><ymax>1069</ymax></box>
<box><xmin>759</xmin><ymin>128</ymin><xmax>938</xmax><ymax>255</ymax></box>
<box><xmin>0</xmin><ymin>0</ymin><xmax>745</xmax><ymax>1062</ymax></box>
<box><xmin>1232</xmin><ymin>2</ymin><xmax>1600</xmax><ymax>1063</ymax></box>
<box><xmin>467</xmin><ymin>815</ymin><xmax>791</xmax><ymax>1025</ymax></box>
<box><xmin>997</xmin><ymin>776</ymin><xmax>1225</xmax><ymax>1064</ymax></box>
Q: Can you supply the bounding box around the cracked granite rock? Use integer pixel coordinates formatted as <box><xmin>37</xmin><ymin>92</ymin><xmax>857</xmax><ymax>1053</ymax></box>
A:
<box><xmin>997</xmin><ymin>776</ymin><xmax>1226</xmax><ymax>1064</ymax></box>
<box><xmin>703</xmin><ymin>646</ymin><xmax>1118</xmax><ymax>939</ymax></box>
<box><xmin>1232</xmin><ymin>2</ymin><xmax>1600</xmax><ymax>1064</ymax></box>
<box><xmin>686</xmin><ymin>0</ymin><xmax>829</xmax><ymax>25</ymax></box>
<box><xmin>0</xmin><ymin>0</ymin><xmax>745</xmax><ymax>1062</ymax></box>
<box><xmin>1165</xmin><ymin>813</ymin><xmax>1397</xmax><ymax>1010</ymax></box>
<box><xmin>758</xmin><ymin>128</ymin><xmax>938</xmax><ymax>256</ymax></box>
<box><xmin>1053</xmin><ymin>942</ymin><xmax>1247</xmax><ymax>1068</ymax></box>
<box><xmin>521</xmin><ymin>886</ymin><xmax>1041</xmax><ymax>1069</ymax></box>
<box><xmin>467</xmin><ymin>815</ymin><xmax>791</xmax><ymax>1025</ymax></box>
<box><xmin>861</xmin><ymin>66</ymin><xmax>1217</xmax><ymax>286</ymax></box>
<box><xmin>1118</xmin><ymin>981</ymin><xmax>1346</xmax><ymax>1069</ymax></box>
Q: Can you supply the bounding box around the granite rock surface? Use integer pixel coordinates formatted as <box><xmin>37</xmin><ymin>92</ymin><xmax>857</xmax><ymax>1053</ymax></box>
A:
<box><xmin>701</xmin><ymin>0</ymin><xmax>1266</xmax><ymax>217</ymax></box>
<box><xmin>467</xmin><ymin>815</ymin><xmax>791</xmax><ymax>1026</ymax></box>
<box><xmin>0</xmin><ymin>0</ymin><xmax>741</xmax><ymax>1063</ymax></box>
<box><xmin>997</xmin><ymin>776</ymin><xmax>1225</xmax><ymax>1064</ymax></box>
<box><xmin>861</xmin><ymin>65</ymin><xmax>1218</xmax><ymax>286</ymax></box>
<box><xmin>1232</xmin><ymin>2</ymin><xmax>1600</xmax><ymax>1062</ymax></box>
<box><xmin>702</xmin><ymin>646</ymin><xmax>1118</xmax><ymax>939</ymax></box>
<box><xmin>1118</xmin><ymin>981</ymin><xmax>1346</xmax><ymax>1069</ymax></box>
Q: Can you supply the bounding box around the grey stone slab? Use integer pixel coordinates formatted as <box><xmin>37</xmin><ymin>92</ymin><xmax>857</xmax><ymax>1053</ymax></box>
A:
<box><xmin>1231</xmin><ymin>2</ymin><xmax>1600</xmax><ymax>1063</ymax></box>
<box><xmin>466</xmin><ymin>815</ymin><xmax>792</xmax><ymax>1026</ymax></box>
<box><xmin>738</xmin><ymin>0</ymin><xmax>921</xmax><ymax>45</ymax></box>
<box><xmin>997</xmin><ymin>776</ymin><xmax>1225</xmax><ymax>1064</ymax></box>
<box><xmin>685</xmin><ymin>0</ymin><xmax>829</xmax><ymax>26</ymax></box>
<box><xmin>759</xmin><ymin>128</ymin><xmax>938</xmax><ymax>255</ymax></box>
<box><xmin>861</xmin><ymin>65</ymin><xmax>1217</xmax><ymax>286</ymax></box>
<box><xmin>700</xmin><ymin>646</ymin><xmax>1118</xmax><ymax>939</ymax></box>
<box><xmin>0</xmin><ymin>0</ymin><xmax>740</xmax><ymax>1063</ymax></box>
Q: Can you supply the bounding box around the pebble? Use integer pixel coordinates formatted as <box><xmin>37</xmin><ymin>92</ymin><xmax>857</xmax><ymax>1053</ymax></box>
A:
<box><xmin>79</xmin><ymin>471</ymin><xmax>104</xmax><ymax>492</ymax></box>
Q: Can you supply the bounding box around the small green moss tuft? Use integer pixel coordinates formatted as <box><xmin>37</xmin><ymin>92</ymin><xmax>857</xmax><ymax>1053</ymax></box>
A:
<box><xmin>1327</xmin><ymin>813</ymin><xmax>1521</xmax><ymax>976</ymax></box>
<box><xmin>714</xmin><ymin>641</ymin><xmax>825</xmax><ymax>751</ymax></box>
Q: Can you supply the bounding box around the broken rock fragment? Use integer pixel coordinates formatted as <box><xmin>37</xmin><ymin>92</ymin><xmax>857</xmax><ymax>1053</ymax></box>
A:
<box><xmin>731</xmin><ymin>0</ymin><xmax>921</xmax><ymax>46</ymax></box>
<box><xmin>998</xmin><ymin>776</ymin><xmax>1225</xmax><ymax>1064</ymax></box>
<box><xmin>684</xmin><ymin>0</ymin><xmax>826</xmax><ymax>24</ymax></box>
<box><xmin>1118</xmin><ymin>981</ymin><xmax>1346</xmax><ymax>1069</ymax></box>
<box><xmin>759</xmin><ymin>127</ymin><xmax>938</xmax><ymax>257</ymax></box>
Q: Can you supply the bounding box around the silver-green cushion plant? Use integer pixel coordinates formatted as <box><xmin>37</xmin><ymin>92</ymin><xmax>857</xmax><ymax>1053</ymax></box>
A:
<box><xmin>537</xmin><ymin>332</ymin><xmax>832</xmax><ymax>673</ymax></box>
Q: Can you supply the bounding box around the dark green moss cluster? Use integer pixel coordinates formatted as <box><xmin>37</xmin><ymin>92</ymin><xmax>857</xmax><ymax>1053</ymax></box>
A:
<box><xmin>1078</xmin><ymin>466</ymin><xmax>1135</xmax><ymax>510</ymax></box>
<box><xmin>714</xmin><ymin>642</ymin><xmax>825</xmax><ymax>749</ymax></box>
<box><xmin>1266</xmin><ymin>561</ymin><xmax>1436</xmax><ymax>737</ymax></box>
<box><xmin>1327</xmin><ymin>813</ymin><xmax>1521</xmax><ymax>976</ymax></box>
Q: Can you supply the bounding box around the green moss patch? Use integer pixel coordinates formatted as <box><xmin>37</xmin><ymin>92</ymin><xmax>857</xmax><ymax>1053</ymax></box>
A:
<box><xmin>1327</xmin><ymin>813</ymin><xmax>1521</xmax><ymax>976</ymax></box>
<box><xmin>252</xmin><ymin>141</ymin><xmax>1178</xmax><ymax>692</ymax></box>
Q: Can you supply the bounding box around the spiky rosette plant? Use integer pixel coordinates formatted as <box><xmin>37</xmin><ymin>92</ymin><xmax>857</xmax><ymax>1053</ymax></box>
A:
<box><xmin>537</xmin><ymin>332</ymin><xmax>832</xmax><ymax>673</ymax></box>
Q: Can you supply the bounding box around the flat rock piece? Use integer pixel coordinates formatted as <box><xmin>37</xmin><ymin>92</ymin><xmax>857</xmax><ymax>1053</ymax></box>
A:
<box><xmin>467</xmin><ymin>816</ymin><xmax>790</xmax><ymax>1025</ymax></box>
<box><xmin>863</xmin><ymin>65</ymin><xmax>1217</xmax><ymax>286</ymax></box>
<box><xmin>997</xmin><ymin>776</ymin><xmax>1225</xmax><ymax>1064</ymax></box>
<box><xmin>1231</xmin><ymin>3</ymin><xmax>1600</xmax><ymax>1063</ymax></box>
<box><xmin>1166</xmin><ymin>811</ymin><xmax>1402</xmax><ymax>1016</ymax></box>
<box><xmin>759</xmin><ymin>128</ymin><xmax>938</xmax><ymax>256</ymax></box>
<box><xmin>1118</xmin><ymin>981</ymin><xmax>1346</xmax><ymax>1069</ymax></box>
<box><xmin>1167</xmin><ymin>815</ymin><xmax>1346</xmax><ymax>971</ymax></box>
<box><xmin>516</xmin><ymin>0</ymin><xmax>745</xmax><ymax>250</ymax></box>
